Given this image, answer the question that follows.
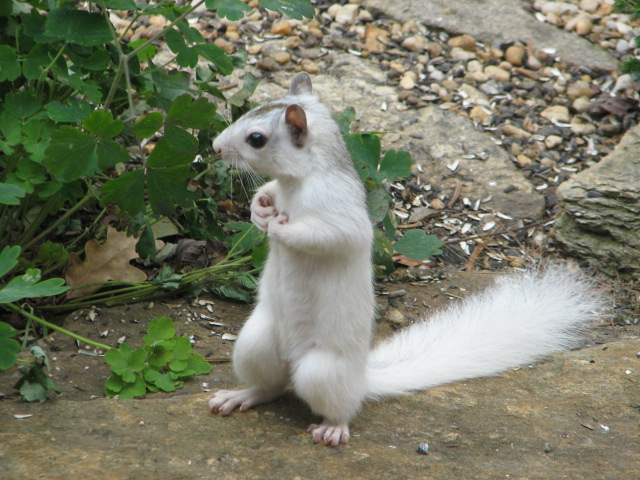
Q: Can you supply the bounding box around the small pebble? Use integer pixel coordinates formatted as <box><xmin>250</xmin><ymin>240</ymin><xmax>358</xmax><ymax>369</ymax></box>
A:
<box><xmin>484</xmin><ymin>65</ymin><xmax>510</xmax><ymax>82</ymax></box>
<box><xmin>402</xmin><ymin>34</ymin><xmax>426</xmax><ymax>52</ymax></box>
<box><xmin>300</xmin><ymin>59</ymin><xmax>319</xmax><ymax>74</ymax></box>
<box><xmin>273</xmin><ymin>51</ymin><xmax>291</xmax><ymax>64</ymax></box>
<box><xmin>505</xmin><ymin>45</ymin><xmax>525</xmax><ymax>66</ymax></box>
<box><xmin>416</xmin><ymin>443</ymin><xmax>429</xmax><ymax>455</ymax></box>
<box><xmin>448</xmin><ymin>34</ymin><xmax>476</xmax><ymax>51</ymax></box>
<box><xmin>271</xmin><ymin>20</ymin><xmax>292</xmax><ymax>36</ymax></box>
<box><xmin>541</xmin><ymin>105</ymin><xmax>570</xmax><ymax>123</ymax></box>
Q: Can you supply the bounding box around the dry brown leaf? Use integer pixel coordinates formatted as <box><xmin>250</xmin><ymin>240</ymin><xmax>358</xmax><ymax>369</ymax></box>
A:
<box><xmin>65</xmin><ymin>226</ymin><xmax>163</xmax><ymax>300</ymax></box>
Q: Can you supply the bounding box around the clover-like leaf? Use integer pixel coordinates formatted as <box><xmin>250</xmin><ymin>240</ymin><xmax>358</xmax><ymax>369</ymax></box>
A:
<box><xmin>0</xmin><ymin>322</ymin><xmax>20</xmax><ymax>370</ymax></box>
<box><xmin>205</xmin><ymin>0</ymin><xmax>250</xmax><ymax>20</ymax></box>
<box><xmin>379</xmin><ymin>149</ymin><xmax>413</xmax><ymax>180</ymax></box>
<box><xmin>144</xmin><ymin>316</ymin><xmax>176</xmax><ymax>347</ymax></box>
<box><xmin>393</xmin><ymin>229</ymin><xmax>443</xmax><ymax>261</ymax></box>
<box><xmin>45</xmin><ymin>8</ymin><xmax>112</xmax><ymax>47</ymax></box>
<box><xmin>259</xmin><ymin>0</ymin><xmax>314</xmax><ymax>19</ymax></box>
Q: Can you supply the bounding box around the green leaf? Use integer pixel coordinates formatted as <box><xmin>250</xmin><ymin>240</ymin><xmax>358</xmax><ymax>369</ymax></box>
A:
<box><xmin>68</xmin><ymin>75</ymin><xmax>103</xmax><ymax>104</ymax></box>
<box><xmin>105</xmin><ymin>344</ymin><xmax>138</xmax><ymax>383</ymax></box>
<box><xmin>147</xmin><ymin>165</ymin><xmax>199</xmax><ymax>215</ymax></box>
<box><xmin>105</xmin><ymin>373</ymin><xmax>125</xmax><ymax>394</ymax></box>
<box><xmin>0</xmin><ymin>246</ymin><xmax>20</xmax><ymax>279</ymax></box>
<box><xmin>163</xmin><ymin>125</ymin><xmax>199</xmax><ymax>156</ymax></box>
<box><xmin>214</xmin><ymin>285</ymin><xmax>252</xmax><ymax>302</ymax></box>
<box><xmin>259</xmin><ymin>0</ymin><xmax>315</xmax><ymax>19</ymax></box>
<box><xmin>0</xmin><ymin>183</ymin><xmax>27</xmax><ymax>206</ymax></box>
<box><xmin>0</xmin><ymin>45</ymin><xmax>20</xmax><ymax>81</ymax></box>
<box><xmin>147</xmin><ymin>137</ymin><xmax>193</xmax><ymax>168</ymax></box>
<box><xmin>226</xmin><ymin>72</ymin><xmax>258</xmax><ymax>107</ymax></box>
<box><xmin>0</xmin><ymin>269</ymin><xmax>68</xmax><ymax>304</ymax></box>
<box><xmin>65</xmin><ymin>46</ymin><xmax>111</xmax><ymax>71</ymax></box>
<box><xmin>334</xmin><ymin>107</ymin><xmax>356</xmax><ymax>136</ymax></box>
<box><xmin>152</xmin><ymin>69</ymin><xmax>192</xmax><ymax>102</ymax></box>
<box><xmin>365</xmin><ymin>181</ymin><xmax>391</xmax><ymax>223</ymax></box>
<box><xmin>147</xmin><ymin>343</ymin><xmax>174</xmax><ymax>368</ymax></box>
<box><xmin>133</xmin><ymin>112</ymin><xmax>164</xmax><ymax>138</ymax></box>
<box><xmin>379</xmin><ymin>149</ymin><xmax>413</xmax><ymax>180</ymax></box>
<box><xmin>143</xmin><ymin>368</ymin><xmax>177</xmax><ymax>392</ymax></box>
<box><xmin>82</xmin><ymin>111</ymin><xmax>125</xmax><ymax>138</ymax></box>
<box><xmin>96</xmin><ymin>139</ymin><xmax>129</xmax><ymax>171</ymax></box>
<box><xmin>347</xmin><ymin>133</ymin><xmax>382</xmax><ymax>181</ymax></box>
<box><xmin>22</xmin><ymin>44</ymin><xmax>52</xmax><ymax>80</ymax></box>
<box><xmin>185</xmin><ymin>353</ymin><xmax>212</xmax><ymax>375</ymax></box>
<box><xmin>0</xmin><ymin>322</ymin><xmax>20</xmax><ymax>370</ymax></box>
<box><xmin>373</xmin><ymin>229</ymin><xmax>395</xmax><ymax>275</ymax></box>
<box><xmin>393</xmin><ymin>229</ymin><xmax>443</xmax><ymax>261</ymax></box>
<box><xmin>251</xmin><ymin>241</ymin><xmax>269</xmax><ymax>270</ymax></box>
<box><xmin>128</xmin><ymin>39</ymin><xmax>157</xmax><ymax>63</ymax></box>
<box><xmin>116</xmin><ymin>375</ymin><xmax>147</xmax><ymax>399</ymax></box>
<box><xmin>205</xmin><ymin>0</ymin><xmax>250</xmax><ymax>20</ymax></box>
<box><xmin>144</xmin><ymin>316</ymin><xmax>176</xmax><ymax>347</ymax></box>
<box><xmin>45</xmin><ymin>8</ymin><xmax>112</xmax><ymax>47</ymax></box>
<box><xmin>19</xmin><ymin>380</ymin><xmax>48</xmax><ymax>402</ymax></box>
<box><xmin>4</xmin><ymin>91</ymin><xmax>41</xmax><ymax>119</ymax></box>
<box><xmin>136</xmin><ymin>222</ymin><xmax>157</xmax><ymax>260</ymax></box>
<box><xmin>382</xmin><ymin>211</ymin><xmax>397</xmax><ymax>241</ymax></box>
<box><xmin>193</xmin><ymin>44</ymin><xmax>233</xmax><ymax>75</ymax></box>
<box><xmin>164</xmin><ymin>28</ymin><xmax>198</xmax><ymax>68</ymax></box>
<box><xmin>44</xmin><ymin>99</ymin><xmax>92</xmax><ymax>123</ymax></box>
<box><xmin>103</xmin><ymin>0</ymin><xmax>137</xmax><ymax>10</ymax></box>
<box><xmin>166</xmin><ymin>95</ymin><xmax>216</xmax><ymax>130</ymax></box>
<box><xmin>100</xmin><ymin>170</ymin><xmax>145</xmax><ymax>215</ymax></box>
<box><xmin>44</xmin><ymin>126</ymin><xmax>98</xmax><ymax>181</ymax></box>
<box><xmin>226</xmin><ymin>222</ymin><xmax>265</xmax><ymax>256</ymax></box>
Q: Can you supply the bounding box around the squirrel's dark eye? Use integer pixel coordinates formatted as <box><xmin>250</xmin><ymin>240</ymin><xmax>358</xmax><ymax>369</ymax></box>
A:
<box><xmin>247</xmin><ymin>132</ymin><xmax>267</xmax><ymax>149</ymax></box>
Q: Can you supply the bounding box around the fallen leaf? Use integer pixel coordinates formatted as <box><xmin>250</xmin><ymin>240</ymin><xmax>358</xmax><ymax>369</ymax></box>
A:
<box><xmin>392</xmin><ymin>254</ymin><xmax>438</xmax><ymax>268</ymax></box>
<box><xmin>65</xmin><ymin>226</ymin><xmax>163</xmax><ymax>299</ymax></box>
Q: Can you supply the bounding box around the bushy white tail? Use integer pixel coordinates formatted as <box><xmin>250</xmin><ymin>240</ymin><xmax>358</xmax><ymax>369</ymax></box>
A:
<box><xmin>366</xmin><ymin>267</ymin><xmax>602</xmax><ymax>399</ymax></box>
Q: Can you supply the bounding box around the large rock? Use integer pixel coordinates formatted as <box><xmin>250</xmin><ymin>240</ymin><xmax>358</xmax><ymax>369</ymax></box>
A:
<box><xmin>366</xmin><ymin>0</ymin><xmax>618</xmax><ymax>71</ymax></box>
<box><xmin>555</xmin><ymin>124</ymin><xmax>640</xmax><ymax>278</ymax></box>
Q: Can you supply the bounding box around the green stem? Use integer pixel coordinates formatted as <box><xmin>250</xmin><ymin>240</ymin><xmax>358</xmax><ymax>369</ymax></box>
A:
<box><xmin>42</xmin><ymin>255</ymin><xmax>253</xmax><ymax>312</ymax></box>
<box><xmin>3</xmin><ymin>303</ymin><xmax>112</xmax><ymax>351</ymax></box>
<box><xmin>22</xmin><ymin>188</ymin><xmax>95</xmax><ymax>252</ymax></box>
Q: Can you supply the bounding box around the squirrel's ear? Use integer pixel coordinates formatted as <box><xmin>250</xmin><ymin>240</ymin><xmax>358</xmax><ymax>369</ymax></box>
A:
<box><xmin>285</xmin><ymin>104</ymin><xmax>307</xmax><ymax>147</ymax></box>
<box><xmin>289</xmin><ymin>72</ymin><xmax>312</xmax><ymax>96</ymax></box>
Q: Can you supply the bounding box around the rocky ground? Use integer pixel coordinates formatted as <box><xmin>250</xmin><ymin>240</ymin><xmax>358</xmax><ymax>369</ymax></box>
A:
<box><xmin>2</xmin><ymin>1</ymin><xmax>640</xmax><ymax>478</ymax></box>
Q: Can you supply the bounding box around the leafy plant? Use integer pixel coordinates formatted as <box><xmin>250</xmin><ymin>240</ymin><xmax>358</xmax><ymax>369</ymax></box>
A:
<box><xmin>0</xmin><ymin>0</ymin><xmax>312</xmax><ymax>273</ymax></box>
<box><xmin>105</xmin><ymin>316</ymin><xmax>212</xmax><ymax>398</ymax></box>
<box><xmin>335</xmin><ymin>108</ymin><xmax>443</xmax><ymax>274</ymax></box>
<box><xmin>0</xmin><ymin>322</ymin><xmax>20</xmax><ymax>371</ymax></box>
<box><xmin>14</xmin><ymin>346</ymin><xmax>61</xmax><ymax>402</ymax></box>
<box><xmin>0</xmin><ymin>0</ymin><xmax>312</xmax><ymax>400</ymax></box>
<box><xmin>614</xmin><ymin>1</ymin><xmax>640</xmax><ymax>74</ymax></box>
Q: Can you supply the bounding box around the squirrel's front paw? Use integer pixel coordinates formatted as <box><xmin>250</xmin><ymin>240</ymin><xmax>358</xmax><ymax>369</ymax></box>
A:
<box><xmin>251</xmin><ymin>194</ymin><xmax>278</xmax><ymax>232</ymax></box>
<box><xmin>267</xmin><ymin>213</ymin><xmax>289</xmax><ymax>238</ymax></box>
<box><xmin>251</xmin><ymin>205</ymin><xmax>277</xmax><ymax>232</ymax></box>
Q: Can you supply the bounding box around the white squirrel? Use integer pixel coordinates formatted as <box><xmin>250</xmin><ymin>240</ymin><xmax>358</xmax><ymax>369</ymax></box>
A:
<box><xmin>208</xmin><ymin>72</ymin><xmax>601</xmax><ymax>447</ymax></box>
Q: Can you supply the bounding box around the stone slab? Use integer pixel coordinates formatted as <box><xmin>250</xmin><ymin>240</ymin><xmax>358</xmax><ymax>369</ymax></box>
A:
<box><xmin>2</xmin><ymin>338</ymin><xmax>639</xmax><ymax>479</ymax></box>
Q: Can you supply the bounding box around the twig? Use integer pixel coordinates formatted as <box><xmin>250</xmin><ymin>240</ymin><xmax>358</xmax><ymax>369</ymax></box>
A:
<box><xmin>443</xmin><ymin>221</ymin><xmax>543</xmax><ymax>245</ymax></box>
<box><xmin>447</xmin><ymin>179</ymin><xmax>462</xmax><ymax>209</ymax></box>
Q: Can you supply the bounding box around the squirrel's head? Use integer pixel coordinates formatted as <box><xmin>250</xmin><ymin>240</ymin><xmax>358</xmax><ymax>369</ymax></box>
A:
<box><xmin>213</xmin><ymin>72</ymin><xmax>341</xmax><ymax>178</ymax></box>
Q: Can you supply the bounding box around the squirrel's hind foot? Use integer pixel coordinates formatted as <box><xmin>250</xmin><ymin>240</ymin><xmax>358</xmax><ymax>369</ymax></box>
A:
<box><xmin>208</xmin><ymin>387</ymin><xmax>278</xmax><ymax>416</ymax></box>
<box><xmin>308</xmin><ymin>421</ymin><xmax>350</xmax><ymax>447</ymax></box>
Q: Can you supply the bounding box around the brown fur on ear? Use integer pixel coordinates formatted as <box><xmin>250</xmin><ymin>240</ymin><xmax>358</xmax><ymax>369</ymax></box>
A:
<box><xmin>285</xmin><ymin>104</ymin><xmax>307</xmax><ymax>147</ymax></box>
